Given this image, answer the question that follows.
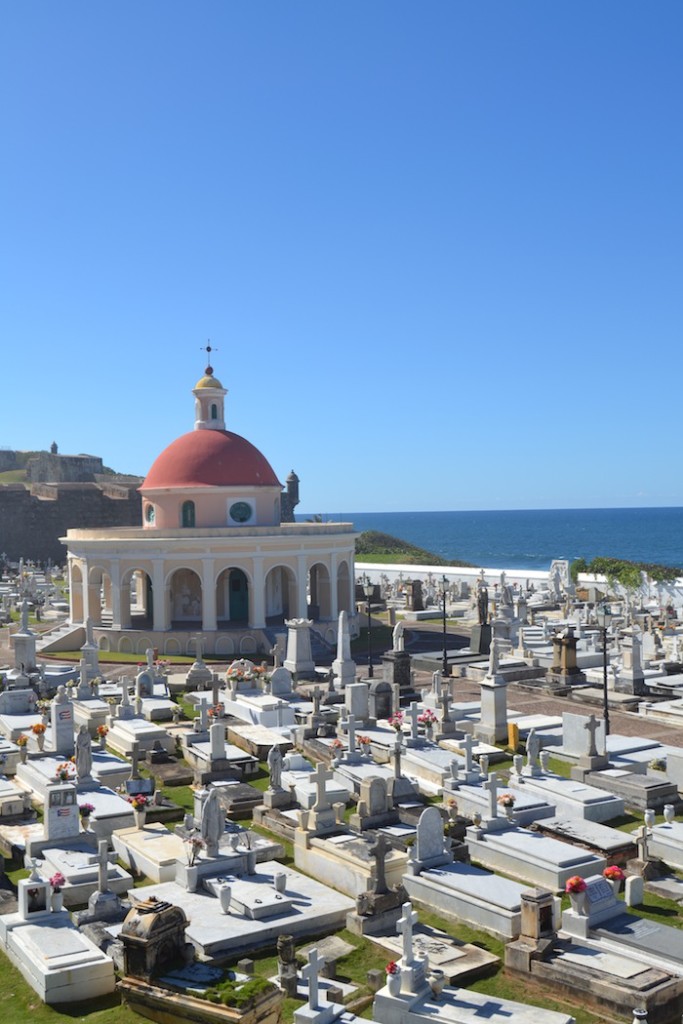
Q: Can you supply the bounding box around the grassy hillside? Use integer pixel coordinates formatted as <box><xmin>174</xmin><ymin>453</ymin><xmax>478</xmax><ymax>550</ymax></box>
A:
<box><xmin>355</xmin><ymin>530</ymin><xmax>474</xmax><ymax>567</ymax></box>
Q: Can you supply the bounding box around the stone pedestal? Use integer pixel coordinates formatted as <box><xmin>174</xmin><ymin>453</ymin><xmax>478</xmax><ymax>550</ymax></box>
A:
<box><xmin>382</xmin><ymin>651</ymin><xmax>419</xmax><ymax>704</ymax></box>
<box><xmin>470</xmin><ymin>624</ymin><xmax>491</xmax><ymax>655</ymax></box>
<box><xmin>284</xmin><ymin>619</ymin><xmax>316</xmax><ymax>679</ymax></box>
<box><xmin>474</xmin><ymin>676</ymin><xmax>508</xmax><ymax>744</ymax></box>
<box><xmin>263</xmin><ymin>788</ymin><xmax>292</xmax><ymax>810</ymax></box>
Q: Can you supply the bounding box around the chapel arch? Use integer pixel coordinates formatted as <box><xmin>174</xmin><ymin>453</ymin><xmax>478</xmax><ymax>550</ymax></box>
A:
<box><xmin>169</xmin><ymin>568</ymin><xmax>203</xmax><ymax>625</ymax></box>
<box><xmin>120</xmin><ymin>568</ymin><xmax>154</xmax><ymax>629</ymax></box>
<box><xmin>216</xmin><ymin>567</ymin><xmax>249</xmax><ymax>625</ymax></box>
<box><xmin>309</xmin><ymin>562</ymin><xmax>331</xmax><ymax>620</ymax></box>
<box><xmin>87</xmin><ymin>566</ymin><xmax>111</xmax><ymax>627</ymax></box>
<box><xmin>264</xmin><ymin>565</ymin><xmax>297</xmax><ymax>625</ymax></box>
<box><xmin>337</xmin><ymin>560</ymin><xmax>352</xmax><ymax>614</ymax></box>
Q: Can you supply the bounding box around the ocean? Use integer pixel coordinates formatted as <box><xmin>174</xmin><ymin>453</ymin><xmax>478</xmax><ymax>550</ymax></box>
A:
<box><xmin>297</xmin><ymin>508</ymin><xmax>683</xmax><ymax>572</ymax></box>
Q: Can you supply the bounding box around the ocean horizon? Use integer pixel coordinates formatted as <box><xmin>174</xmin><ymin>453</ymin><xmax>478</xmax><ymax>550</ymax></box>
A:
<box><xmin>297</xmin><ymin>507</ymin><xmax>683</xmax><ymax>572</ymax></box>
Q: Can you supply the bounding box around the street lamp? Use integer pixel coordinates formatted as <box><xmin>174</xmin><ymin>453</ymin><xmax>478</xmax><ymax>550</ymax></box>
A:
<box><xmin>596</xmin><ymin>603</ymin><xmax>613</xmax><ymax>737</ymax></box>
<box><xmin>441</xmin><ymin>575</ymin><xmax>449</xmax><ymax>678</ymax></box>
<box><xmin>363</xmin><ymin>576</ymin><xmax>374</xmax><ymax>679</ymax></box>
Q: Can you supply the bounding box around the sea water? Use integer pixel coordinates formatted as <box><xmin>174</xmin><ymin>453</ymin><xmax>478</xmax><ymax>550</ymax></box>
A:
<box><xmin>297</xmin><ymin>508</ymin><xmax>683</xmax><ymax>572</ymax></box>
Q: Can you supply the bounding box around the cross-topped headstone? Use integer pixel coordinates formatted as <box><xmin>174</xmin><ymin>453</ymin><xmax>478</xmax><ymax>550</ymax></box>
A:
<box><xmin>637</xmin><ymin>823</ymin><xmax>650</xmax><ymax>863</ymax></box>
<box><xmin>343</xmin><ymin>712</ymin><xmax>357</xmax><ymax>754</ymax></box>
<box><xmin>584</xmin><ymin>714</ymin><xmax>600</xmax><ymax>757</ymax></box>
<box><xmin>392</xmin><ymin>736</ymin><xmax>403</xmax><ymax>779</ymax></box>
<box><xmin>369</xmin><ymin>833</ymin><xmax>389</xmax><ymax>894</ymax></box>
<box><xmin>97</xmin><ymin>839</ymin><xmax>110</xmax><ymax>893</ymax></box>
<box><xmin>312</xmin><ymin>762</ymin><xmax>332</xmax><ymax>811</ymax></box>
<box><xmin>407</xmin><ymin>701</ymin><xmax>420</xmax><ymax>742</ymax></box>
<box><xmin>193</xmin><ymin>634</ymin><xmax>204</xmax><ymax>663</ymax></box>
<box><xmin>460</xmin><ymin>733</ymin><xmax>474</xmax><ymax>772</ymax></box>
<box><xmin>302</xmin><ymin>947</ymin><xmax>325</xmax><ymax>1010</ymax></box>
<box><xmin>430</xmin><ymin>670</ymin><xmax>442</xmax><ymax>698</ymax></box>
<box><xmin>130</xmin><ymin>740</ymin><xmax>140</xmax><ymax>780</ymax></box>
<box><xmin>397</xmin><ymin>901</ymin><xmax>419</xmax><ymax>965</ymax></box>
<box><xmin>438</xmin><ymin>687</ymin><xmax>452</xmax><ymax>723</ymax></box>
<box><xmin>484</xmin><ymin>772</ymin><xmax>499</xmax><ymax>818</ymax></box>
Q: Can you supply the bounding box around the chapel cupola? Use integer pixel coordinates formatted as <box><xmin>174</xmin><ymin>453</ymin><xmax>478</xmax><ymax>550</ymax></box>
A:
<box><xmin>193</xmin><ymin>357</ymin><xmax>226</xmax><ymax>432</ymax></box>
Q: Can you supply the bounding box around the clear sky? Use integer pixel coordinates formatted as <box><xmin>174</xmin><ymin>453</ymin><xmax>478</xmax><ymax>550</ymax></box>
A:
<box><xmin>2</xmin><ymin>2</ymin><xmax>681</xmax><ymax>513</ymax></box>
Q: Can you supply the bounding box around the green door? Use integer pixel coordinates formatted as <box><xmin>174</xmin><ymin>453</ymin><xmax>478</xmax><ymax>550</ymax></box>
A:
<box><xmin>229</xmin><ymin>569</ymin><xmax>249</xmax><ymax>622</ymax></box>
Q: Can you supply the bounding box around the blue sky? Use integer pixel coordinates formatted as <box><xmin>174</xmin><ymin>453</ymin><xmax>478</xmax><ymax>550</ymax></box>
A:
<box><xmin>2</xmin><ymin>2</ymin><xmax>681</xmax><ymax>513</ymax></box>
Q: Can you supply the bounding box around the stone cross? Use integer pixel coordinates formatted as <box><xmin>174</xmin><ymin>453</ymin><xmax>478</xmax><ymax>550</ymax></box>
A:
<box><xmin>438</xmin><ymin>688</ymin><xmax>452</xmax><ymax>723</ymax></box>
<box><xmin>392</xmin><ymin>736</ymin><xmax>403</xmax><ymax>779</ymax></box>
<box><xmin>407</xmin><ymin>702</ymin><xmax>420</xmax><ymax>743</ymax></box>
<box><xmin>584</xmin><ymin>714</ymin><xmax>600</xmax><ymax>757</ymax></box>
<box><xmin>270</xmin><ymin>643</ymin><xmax>281</xmax><ymax>669</ymax></box>
<box><xmin>121</xmin><ymin>678</ymin><xmax>131</xmax><ymax>707</ymax></box>
<box><xmin>212</xmin><ymin>673</ymin><xmax>220</xmax><ymax>706</ymax></box>
<box><xmin>312</xmin><ymin>687</ymin><xmax>323</xmax><ymax>716</ymax></box>
<box><xmin>312</xmin><ymin>762</ymin><xmax>332</xmax><ymax>811</ymax></box>
<box><xmin>199</xmin><ymin>701</ymin><xmax>209</xmax><ymax>730</ymax></box>
<box><xmin>369</xmin><ymin>833</ymin><xmax>389</xmax><ymax>894</ymax></box>
<box><xmin>637</xmin><ymin>824</ymin><xmax>650</xmax><ymax>863</ymax></box>
<box><xmin>146</xmin><ymin>648</ymin><xmax>155</xmax><ymax>671</ymax></box>
<box><xmin>342</xmin><ymin>712</ymin><xmax>357</xmax><ymax>755</ymax></box>
<box><xmin>302</xmin><ymin>946</ymin><xmax>325</xmax><ymax>1010</ymax></box>
<box><xmin>79</xmin><ymin>660</ymin><xmax>89</xmax><ymax>689</ymax></box>
<box><xmin>97</xmin><ymin>839</ymin><xmax>110</xmax><ymax>893</ymax></box>
<box><xmin>484</xmin><ymin>772</ymin><xmax>499</xmax><ymax>819</ymax></box>
<box><xmin>461</xmin><ymin>733</ymin><xmax>474</xmax><ymax>772</ymax></box>
<box><xmin>193</xmin><ymin>635</ymin><xmax>204</xmax><ymax>663</ymax></box>
<box><xmin>130</xmin><ymin>741</ymin><xmax>140</xmax><ymax>780</ymax></box>
<box><xmin>397</xmin><ymin>901</ymin><xmax>419</xmax><ymax>965</ymax></box>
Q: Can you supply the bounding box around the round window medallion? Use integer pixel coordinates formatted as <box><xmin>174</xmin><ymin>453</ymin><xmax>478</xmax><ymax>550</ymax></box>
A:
<box><xmin>229</xmin><ymin>501</ymin><xmax>252</xmax><ymax>523</ymax></box>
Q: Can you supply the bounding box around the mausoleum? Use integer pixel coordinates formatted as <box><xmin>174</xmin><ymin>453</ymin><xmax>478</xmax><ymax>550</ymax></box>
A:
<box><xmin>61</xmin><ymin>361</ymin><xmax>357</xmax><ymax>656</ymax></box>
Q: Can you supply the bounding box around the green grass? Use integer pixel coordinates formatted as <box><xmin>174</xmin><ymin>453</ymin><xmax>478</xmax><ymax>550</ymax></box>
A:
<box><xmin>350</xmin><ymin>625</ymin><xmax>394</xmax><ymax>657</ymax></box>
<box><xmin>40</xmin><ymin>651</ymin><xmax>227</xmax><ymax>665</ymax></box>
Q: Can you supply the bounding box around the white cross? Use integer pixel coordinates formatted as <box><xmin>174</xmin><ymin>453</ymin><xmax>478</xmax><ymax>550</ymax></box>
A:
<box><xmin>461</xmin><ymin>733</ymin><xmax>473</xmax><ymax>772</ymax></box>
<box><xmin>302</xmin><ymin>946</ymin><xmax>325</xmax><ymax>1009</ymax></box>
<box><xmin>397</xmin><ymin>901</ymin><xmax>419</xmax><ymax>964</ymax></box>
<box><xmin>484</xmin><ymin>772</ymin><xmax>499</xmax><ymax>818</ymax></box>
<box><xmin>312</xmin><ymin>762</ymin><xmax>332</xmax><ymax>810</ymax></box>
<box><xmin>344</xmin><ymin>712</ymin><xmax>357</xmax><ymax>753</ymax></box>
<box><xmin>97</xmin><ymin>839</ymin><xmax>110</xmax><ymax>893</ymax></box>
<box><xmin>408</xmin><ymin>702</ymin><xmax>420</xmax><ymax>741</ymax></box>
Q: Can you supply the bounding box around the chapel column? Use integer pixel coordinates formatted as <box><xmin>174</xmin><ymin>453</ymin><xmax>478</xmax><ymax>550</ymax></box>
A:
<box><xmin>201</xmin><ymin>558</ymin><xmax>217</xmax><ymax>632</ymax></box>
<box><xmin>250</xmin><ymin>556</ymin><xmax>266</xmax><ymax>628</ymax></box>
<box><xmin>296</xmin><ymin>554</ymin><xmax>309</xmax><ymax>618</ymax></box>
<box><xmin>329</xmin><ymin>552</ymin><xmax>339</xmax><ymax>621</ymax></box>
<box><xmin>152</xmin><ymin>559</ymin><xmax>169</xmax><ymax>631</ymax></box>
<box><xmin>110</xmin><ymin>560</ymin><xmax>122</xmax><ymax>629</ymax></box>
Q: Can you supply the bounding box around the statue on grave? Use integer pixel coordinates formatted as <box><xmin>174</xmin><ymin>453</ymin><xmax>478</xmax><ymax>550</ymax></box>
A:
<box><xmin>392</xmin><ymin>620</ymin><xmax>405</xmax><ymax>653</ymax></box>
<box><xmin>54</xmin><ymin>684</ymin><xmax>68</xmax><ymax>704</ymax></box>
<box><xmin>76</xmin><ymin>724</ymin><xmax>93</xmax><ymax>779</ymax></box>
<box><xmin>477</xmin><ymin>582</ymin><xmax>489</xmax><ymax>625</ymax></box>
<box><xmin>201</xmin><ymin>788</ymin><xmax>225</xmax><ymax>856</ymax></box>
<box><xmin>487</xmin><ymin>636</ymin><xmax>500</xmax><ymax>677</ymax></box>
<box><xmin>267</xmin><ymin>743</ymin><xmax>283</xmax><ymax>790</ymax></box>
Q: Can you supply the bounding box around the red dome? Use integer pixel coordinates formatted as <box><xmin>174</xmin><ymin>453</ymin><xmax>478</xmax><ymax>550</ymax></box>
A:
<box><xmin>142</xmin><ymin>430</ymin><xmax>281</xmax><ymax>490</ymax></box>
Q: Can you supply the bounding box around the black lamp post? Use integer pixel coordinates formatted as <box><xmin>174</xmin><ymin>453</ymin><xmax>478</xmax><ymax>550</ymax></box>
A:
<box><xmin>596</xmin><ymin>603</ymin><xmax>613</xmax><ymax>736</ymax></box>
<box><xmin>442</xmin><ymin>575</ymin><xmax>449</xmax><ymax>677</ymax></box>
<box><xmin>363</xmin><ymin>576</ymin><xmax>374</xmax><ymax>679</ymax></box>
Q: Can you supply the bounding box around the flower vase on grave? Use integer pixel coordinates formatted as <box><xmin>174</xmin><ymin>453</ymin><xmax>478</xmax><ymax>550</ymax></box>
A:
<box><xmin>99</xmin><ymin>736</ymin><xmax>106</xmax><ymax>750</ymax></box>
<box><xmin>51</xmin><ymin>891</ymin><xmax>64</xmax><ymax>912</ymax></box>
<box><xmin>274</xmin><ymin>871</ymin><xmax>286</xmax><ymax>893</ymax></box>
<box><xmin>387</xmin><ymin>968</ymin><xmax>402</xmax><ymax>997</ymax></box>
<box><xmin>219</xmin><ymin>883</ymin><xmax>232</xmax><ymax>915</ymax></box>
<box><xmin>664</xmin><ymin>804</ymin><xmax>675</xmax><ymax>824</ymax></box>
<box><xmin>186</xmin><ymin>866</ymin><xmax>198</xmax><ymax>892</ymax></box>
<box><xmin>37</xmin><ymin>733</ymin><xmax>45</xmax><ymax>751</ymax></box>
<box><xmin>134</xmin><ymin>809</ymin><xmax>146</xmax><ymax>830</ymax></box>
<box><xmin>569</xmin><ymin>891</ymin><xmax>587</xmax><ymax>916</ymax></box>
<box><xmin>504</xmin><ymin>805</ymin><xmax>515</xmax><ymax>822</ymax></box>
<box><xmin>428</xmin><ymin>969</ymin><xmax>446</xmax><ymax>1000</ymax></box>
<box><xmin>19</xmin><ymin>746</ymin><xmax>27</xmax><ymax>764</ymax></box>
